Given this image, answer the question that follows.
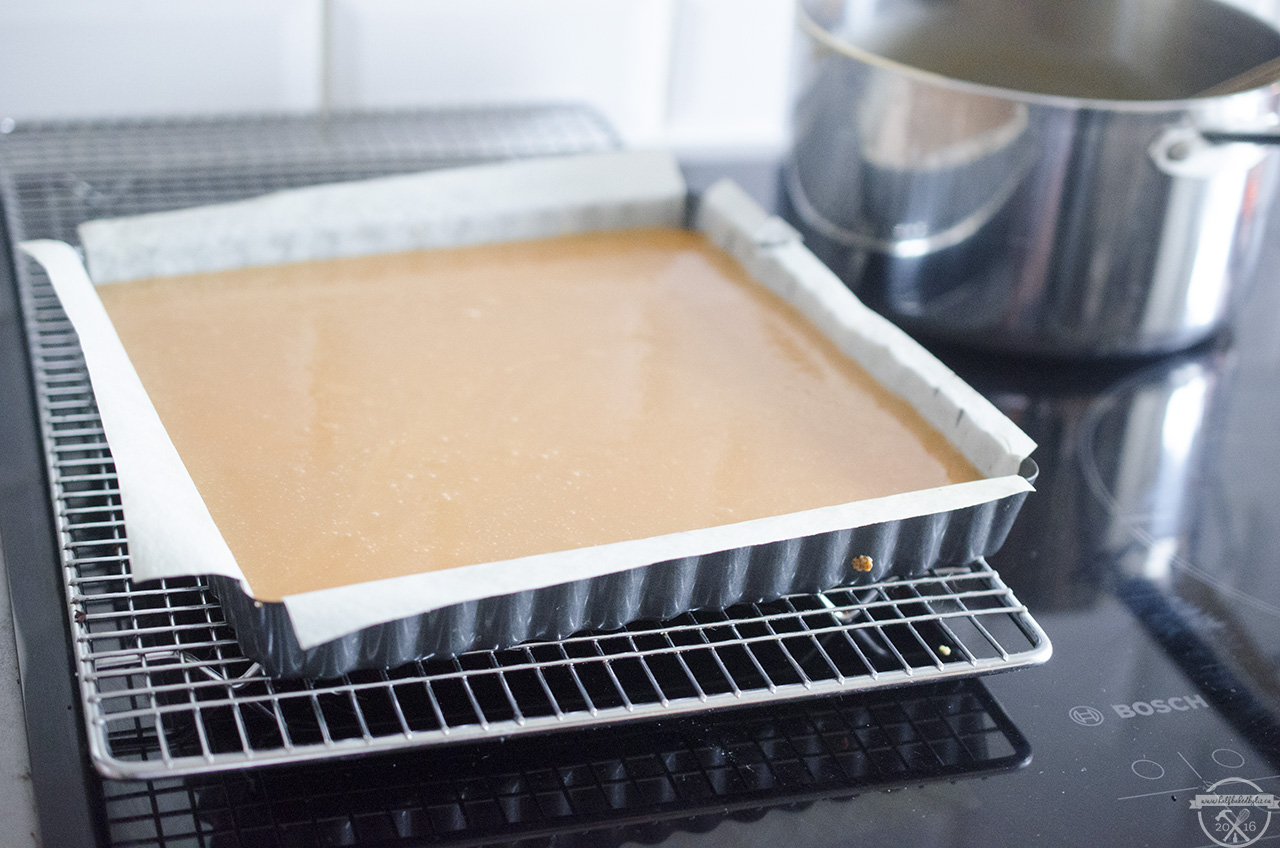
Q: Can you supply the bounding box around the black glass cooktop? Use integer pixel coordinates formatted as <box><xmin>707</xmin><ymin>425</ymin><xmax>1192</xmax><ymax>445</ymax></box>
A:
<box><xmin>2</xmin><ymin>119</ymin><xmax>1280</xmax><ymax>847</ymax></box>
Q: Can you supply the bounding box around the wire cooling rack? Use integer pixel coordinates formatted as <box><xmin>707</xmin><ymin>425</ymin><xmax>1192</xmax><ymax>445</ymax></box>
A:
<box><xmin>0</xmin><ymin>108</ymin><xmax>1050</xmax><ymax>783</ymax></box>
<box><xmin>99</xmin><ymin>677</ymin><xmax>1030</xmax><ymax>848</ymax></box>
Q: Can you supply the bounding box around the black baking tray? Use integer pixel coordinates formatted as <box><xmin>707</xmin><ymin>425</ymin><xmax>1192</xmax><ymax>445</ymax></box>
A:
<box><xmin>26</xmin><ymin>149</ymin><xmax>1038</xmax><ymax>680</ymax></box>
<box><xmin>211</xmin><ymin>458</ymin><xmax>1035</xmax><ymax>678</ymax></box>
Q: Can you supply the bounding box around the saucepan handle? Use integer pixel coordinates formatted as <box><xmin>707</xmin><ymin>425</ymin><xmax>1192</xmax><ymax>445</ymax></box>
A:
<box><xmin>1185</xmin><ymin>54</ymin><xmax>1280</xmax><ymax>149</ymax></box>
<box><xmin>1150</xmin><ymin>125</ymin><xmax>1275</xmax><ymax>176</ymax></box>
<box><xmin>1199</xmin><ymin>129</ymin><xmax>1280</xmax><ymax>145</ymax></box>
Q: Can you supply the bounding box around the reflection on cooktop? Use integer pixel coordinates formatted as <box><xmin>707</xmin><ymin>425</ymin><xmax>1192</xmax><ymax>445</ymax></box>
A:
<box><xmin>939</xmin><ymin>336</ymin><xmax>1280</xmax><ymax>773</ymax></box>
<box><xmin>101</xmin><ymin>679</ymin><xmax>1029</xmax><ymax>847</ymax></box>
<box><xmin>1073</xmin><ymin>347</ymin><xmax>1280</xmax><ymax>766</ymax></box>
<box><xmin>935</xmin><ymin>341</ymin><xmax>1239</xmax><ymax>613</ymax></box>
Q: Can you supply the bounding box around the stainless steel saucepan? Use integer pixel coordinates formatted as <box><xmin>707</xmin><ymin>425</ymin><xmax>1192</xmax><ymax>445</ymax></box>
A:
<box><xmin>785</xmin><ymin>0</ymin><xmax>1280</xmax><ymax>357</ymax></box>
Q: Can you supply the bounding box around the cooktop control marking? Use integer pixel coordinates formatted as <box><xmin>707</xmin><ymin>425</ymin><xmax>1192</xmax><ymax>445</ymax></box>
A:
<box><xmin>1132</xmin><ymin>759</ymin><xmax>1167</xmax><ymax>780</ymax></box>
<box><xmin>1118</xmin><ymin>786</ymin><xmax>1201</xmax><ymax>801</ymax></box>
<box><xmin>1179</xmin><ymin>752</ymin><xmax>1206</xmax><ymax>782</ymax></box>
<box><xmin>1117</xmin><ymin>753</ymin><xmax>1278</xmax><ymax>802</ymax></box>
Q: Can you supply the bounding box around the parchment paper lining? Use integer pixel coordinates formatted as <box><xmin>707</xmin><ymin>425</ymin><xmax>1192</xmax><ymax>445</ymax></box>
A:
<box><xmin>21</xmin><ymin>150</ymin><xmax>1035</xmax><ymax>650</ymax></box>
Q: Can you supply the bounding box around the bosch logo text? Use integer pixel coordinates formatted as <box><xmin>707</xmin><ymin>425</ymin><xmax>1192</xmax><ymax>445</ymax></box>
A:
<box><xmin>1112</xmin><ymin>695</ymin><xmax>1209</xmax><ymax>718</ymax></box>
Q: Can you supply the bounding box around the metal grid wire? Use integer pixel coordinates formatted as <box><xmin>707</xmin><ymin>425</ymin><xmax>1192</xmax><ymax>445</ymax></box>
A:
<box><xmin>99</xmin><ymin>677</ymin><xmax>1030</xmax><ymax>848</ymax></box>
<box><xmin>0</xmin><ymin>109</ymin><xmax>1049</xmax><ymax>783</ymax></box>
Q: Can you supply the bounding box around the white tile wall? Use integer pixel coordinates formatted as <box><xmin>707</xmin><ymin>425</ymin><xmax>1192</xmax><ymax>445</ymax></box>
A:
<box><xmin>665</xmin><ymin>0</ymin><xmax>797</xmax><ymax>152</ymax></box>
<box><xmin>0</xmin><ymin>0</ymin><xmax>323</xmax><ymax>119</ymax></box>
<box><xmin>0</xmin><ymin>0</ymin><xmax>796</xmax><ymax>152</ymax></box>
<box><xmin>327</xmin><ymin>0</ymin><xmax>677</xmax><ymax>144</ymax></box>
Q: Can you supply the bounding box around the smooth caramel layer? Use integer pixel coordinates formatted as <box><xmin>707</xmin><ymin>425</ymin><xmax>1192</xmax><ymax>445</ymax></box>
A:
<box><xmin>99</xmin><ymin>229</ymin><xmax>979</xmax><ymax>601</ymax></box>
